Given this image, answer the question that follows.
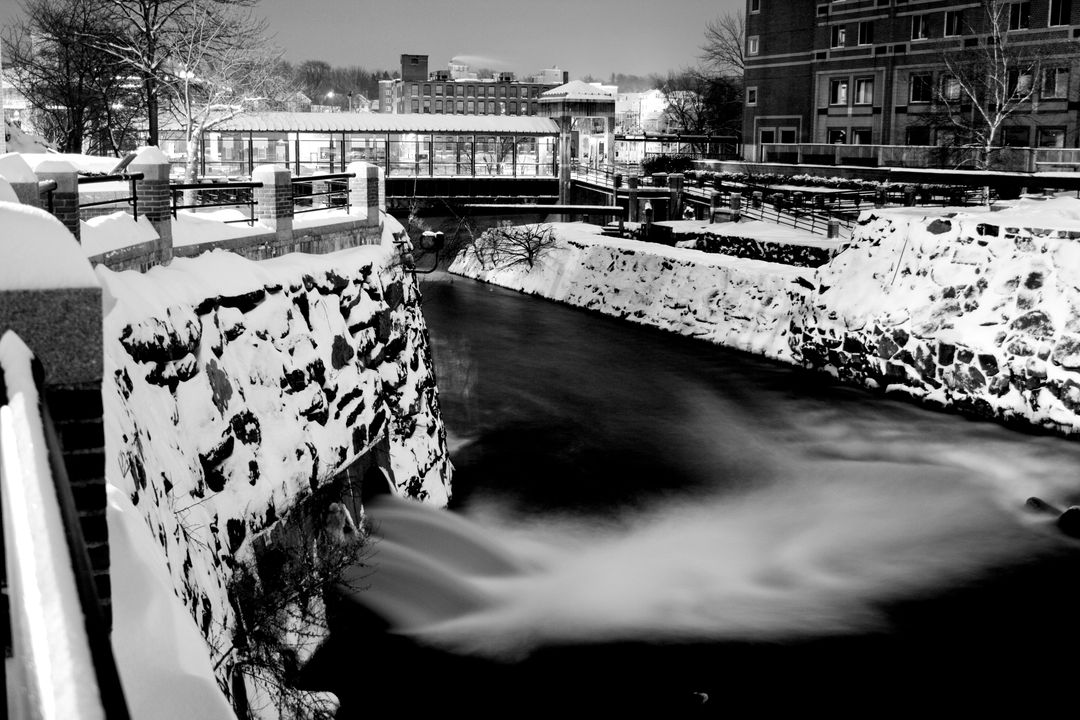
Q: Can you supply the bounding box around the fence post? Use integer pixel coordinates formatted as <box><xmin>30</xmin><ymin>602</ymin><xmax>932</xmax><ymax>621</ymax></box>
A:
<box><xmin>628</xmin><ymin>175</ymin><xmax>640</xmax><ymax>222</ymax></box>
<box><xmin>828</xmin><ymin>219</ymin><xmax>840</xmax><ymax>238</ymax></box>
<box><xmin>346</xmin><ymin>161</ymin><xmax>381</xmax><ymax>228</ymax></box>
<box><xmin>35</xmin><ymin>160</ymin><xmax>81</xmax><ymax>243</ymax></box>
<box><xmin>730</xmin><ymin>191</ymin><xmax>742</xmax><ymax>222</ymax></box>
<box><xmin>252</xmin><ymin>164</ymin><xmax>294</xmax><ymax>245</ymax></box>
<box><xmin>129</xmin><ymin>147</ymin><xmax>173</xmax><ymax>264</ymax></box>
<box><xmin>0</xmin><ymin>153</ymin><xmax>42</xmax><ymax>207</ymax></box>
<box><xmin>668</xmin><ymin>172</ymin><xmax>684</xmax><ymax>221</ymax></box>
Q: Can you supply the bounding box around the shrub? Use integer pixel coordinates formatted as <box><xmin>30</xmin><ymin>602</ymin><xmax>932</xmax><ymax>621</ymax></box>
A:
<box><xmin>641</xmin><ymin>154</ymin><xmax>696</xmax><ymax>175</ymax></box>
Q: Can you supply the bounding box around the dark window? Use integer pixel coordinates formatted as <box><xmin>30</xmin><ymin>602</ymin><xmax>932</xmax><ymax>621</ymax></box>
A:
<box><xmin>830</xmin><ymin>78</ymin><xmax>849</xmax><ymax>104</ymax></box>
<box><xmin>827</xmin><ymin>128</ymin><xmax>847</xmax><ymax>144</ymax></box>
<box><xmin>1039</xmin><ymin>126</ymin><xmax>1066</xmax><ymax>147</ymax></box>
<box><xmin>1043</xmin><ymin>67</ymin><xmax>1069</xmax><ymax>98</ymax></box>
<box><xmin>909</xmin><ymin>73</ymin><xmax>933</xmax><ymax>102</ymax></box>
<box><xmin>911</xmin><ymin>14</ymin><xmax>928</xmax><ymax>40</ymax></box>
<box><xmin>759</xmin><ymin>128</ymin><xmax>776</xmax><ymax>143</ymax></box>
<box><xmin>780</xmin><ymin>128</ymin><xmax>797</xmax><ymax>143</ymax></box>
<box><xmin>1050</xmin><ymin>0</ymin><xmax>1071</xmax><ymax>26</ymax></box>
<box><xmin>1002</xmin><ymin>126</ymin><xmax>1030</xmax><ymax>146</ymax></box>
<box><xmin>746</xmin><ymin>86</ymin><xmax>758</xmax><ymax>105</ymax></box>
<box><xmin>1008</xmin><ymin>69</ymin><xmax>1033</xmax><ymax>97</ymax></box>
<box><xmin>750</xmin><ymin>0</ymin><xmax>760</xmax><ymax>12</ymax></box>
<box><xmin>944</xmin><ymin>10</ymin><xmax>962</xmax><ymax>36</ymax></box>
<box><xmin>858</xmin><ymin>21</ymin><xmax>874</xmax><ymax>45</ymax></box>
<box><xmin>906</xmin><ymin>126</ymin><xmax>931</xmax><ymax>145</ymax></box>
<box><xmin>852</xmin><ymin>128</ymin><xmax>873</xmax><ymax>144</ymax></box>
<box><xmin>831</xmin><ymin>25</ymin><xmax>846</xmax><ymax>48</ymax></box>
<box><xmin>1009</xmin><ymin>2</ymin><xmax>1030</xmax><ymax>30</ymax></box>
<box><xmin>855</xmin><ymin>77</ymin><xmax>874</xmax><ymax>104</ymax></box>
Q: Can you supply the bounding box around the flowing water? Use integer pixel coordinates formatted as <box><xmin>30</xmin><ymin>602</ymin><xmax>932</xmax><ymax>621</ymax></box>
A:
<box><xmin>312</xmin><ymin>273</ymin><xmax>1080</xmax><ymax>715</ymax></box>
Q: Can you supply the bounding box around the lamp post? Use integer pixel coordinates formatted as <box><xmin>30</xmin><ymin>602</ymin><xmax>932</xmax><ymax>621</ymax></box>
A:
<box><xmin>325</xmin><ymin>90</ymin><xmax>334</xmax><ymax>112</ymax></box>
<box><xmin>348</xmin><ymin>91</ymin><xmax>354</xmax><ymax>112</ymax></box>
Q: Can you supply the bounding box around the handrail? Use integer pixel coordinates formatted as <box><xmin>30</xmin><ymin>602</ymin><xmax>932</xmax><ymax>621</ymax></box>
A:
<box><xmin>77</xmin><ymin>173</ymin><xmax>143</xmax><ymax>218</ymax></box>
<box><xmin>291</xmin><ymin>172</ymin><xmax>355</xmax><ymax>215</ymax></box>
<box><xmin>170</xmin><ymin>180</ymin><xmax>263</xmax><ymax>225</ymax></box>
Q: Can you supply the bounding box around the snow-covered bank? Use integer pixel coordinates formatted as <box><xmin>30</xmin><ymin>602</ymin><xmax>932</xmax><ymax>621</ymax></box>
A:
<box><xmin>100</xmin><ymin>214</ymin><xmax>451</xmax><ymax>708</ymax></box>
<box><xmin>450</xmin><ymin>202</ymin><xmax>1080</xmax><ymax>435</ymax></box>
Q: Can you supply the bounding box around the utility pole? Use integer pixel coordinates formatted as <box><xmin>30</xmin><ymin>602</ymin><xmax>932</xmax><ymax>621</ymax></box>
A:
<box><xmin>0</xmin><ymin>42</ymin><xmax>6</xmax><ymax>154</ymax></box>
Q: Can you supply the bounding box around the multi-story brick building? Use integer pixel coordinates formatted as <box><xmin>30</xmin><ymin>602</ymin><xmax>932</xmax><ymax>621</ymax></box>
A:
<box><xmin>743</xmin><ymin>0</ymin><xmax>1080</xmax><ymax>158</ymax></box>
<box><xmin>380</xmin><ymin>54</ymin><xmax>569</xmax><ymax>116</ymax></box>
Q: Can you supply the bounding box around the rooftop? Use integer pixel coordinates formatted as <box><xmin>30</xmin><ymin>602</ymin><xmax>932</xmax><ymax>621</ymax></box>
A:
<box><xmin>204</xmin><ymin>112</ymin><xmax>559</xmax><ymax>134</ymax></box>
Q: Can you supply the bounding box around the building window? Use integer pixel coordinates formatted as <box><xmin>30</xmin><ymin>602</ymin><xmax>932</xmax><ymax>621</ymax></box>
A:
<box><xmin>944</xmin><ymin>10</ymin><xmax>962</xmax><ymax>36</ymax></box>
<box><xmin>750</xmin><ymin>0</ymin><xmax>761</xmax><ymax>13</ymax></box>
<box><xmin>1008</xmin><ymin>69</ymin><xmax>1033</xmax><ymax>97</ymax></box>
<box><xmin>827</xmin><ymin>128</ymin><xmax>847</xmax><ymax>144</ymax></box>
<box><xmin>456</xmin><ymin>85</ymin><xmax>464</xmax><ymax>96</ymax></box>
<box><xmin>1039</xmin><ymin>126</ymin><xmax>1066</xmax><ymax>147</ymax></box>
<box><xmin>906</xmin><ymin>126</ymin><xmax>931</xmax><ymax>145</ymax></box>
<box><xmin>829</xmin><ymin>78</ymin><xmax>849</xmax><ymax>105</ymax></box>
<box><xmin>858</xmin><ymin>21</ymin><xmax>873</xmax><ymax>45</ymax></box>
<box><xmin>748</xmin><ymin>35</ymin><xmax>760</xmax><ymax>55</ymax></box>
<box><xmin>1002</xmin><ymin>126</ymin><xmax>1030</xmax><ymax>146</ymax></box>
<box><xmin>854</xmin><ymin>77</ymin><xmax>873</xmax><ymax>104</ymax></box>
<box><xmin>509</xmin><ymin>101</ymin><xmax>518</xmax><ymax>114</ymax></box>
<box><xmin>831</xmin><ymin>25</ymin><xmax>846</xmax><ymax>48</ymax></box>
<box><xmin>410</xmin><ymin>99</ymin><xmax>419</xmax><ymax>112</ymax></box>
<box><xmin>435</xmin><ymin>100</ymin><xmax>443</xmax><ymax>112</ymax></box>
<box><xmin>435</xmin><ymin>85</ymin><xmax>444</xmax><ymax>96</ymax></box>
<box><xmin>780</xmin><ymin>128</ymin><xmax>797</xmax><ymax>143</ymax></box>
<box><xmin>423</xmin><ymin>84</ymin><xmax>431</xmax><ymax>96</ymax></box>
<box><xmin>489</xmin><ymin>101</ymin><xmax>496</xmax><ymax>113</ymax></box>
<box><xmin>1042</xmin><ymin>67</ymin><xmax>1069</xmax><ymax>98</ymax></box>
<box><xmin>423</xmin><ymin>97</ymin><xmax>431</xmax><ymax>112</ymax></box>
<box><xmin>1009</xmin><ymin>2</ymin><xmax>1030</xmax><ymax>30</ymax></box>
<box><xmin>467</xmin><ymin>100</ymin><xmax>475</xmax><ymax>113</ymax></box>
<box><xmin>909</xmin><ymin>73</ymin><xmax>933</xmax><ymax>102</ymax></box>
<box><xmin>942</xmin><ymin>74</ymin><xmax>962</xmax><ymax>101</ymax></box>
<box><xmin>410</xmin><ymin>84</ymin><xmax>419</xmax><ymax>97</ymax></box>
<box><xmin>911</xmin><ymin>14</ymin><xmax>929</xmax><ymax>40</ymax></box>
<box><xmin>852</xmin><ymin>128</ymin><xmax>873</xmax><ymax>145</ymax></box>
<box><xmin>456</xmin><ymin>100</ymin><xmax>464</xmax><ymax>112</ymax></box>
<box><xmin>1049</xmin><ymin>0</ymin><xmax>1071</xmax><ymax>26</ymax></box>
<box><xmin>746</xmin><ymin>86</ymin><xmax>758</xmax><ymax>105</ymax></box>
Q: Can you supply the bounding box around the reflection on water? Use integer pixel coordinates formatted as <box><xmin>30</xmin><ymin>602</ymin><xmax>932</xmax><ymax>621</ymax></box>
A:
<box><xmin>322</xmin><ymin>273</ymin><xmax>1080</xmax><ymax>714</ymax></box>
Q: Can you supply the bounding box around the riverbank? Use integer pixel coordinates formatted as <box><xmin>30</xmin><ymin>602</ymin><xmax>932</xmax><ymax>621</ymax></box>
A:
<box><xmin>449</xmin><ymin>201</ymin><xmax>1080</xmax><ymax>436</ymax></box>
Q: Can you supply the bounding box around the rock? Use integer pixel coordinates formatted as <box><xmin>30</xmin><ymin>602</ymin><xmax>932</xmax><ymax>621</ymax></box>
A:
<box><xmin>1056</xmin><ymin>507</ymin><xmax>1080</xmax><ymax>538</ymax></box>
<box><xmin>927</xmin><ymin>219</ymin><xmax>952</xmax><ymax>235</ymax></box>
<box><xmin>1052</xmin><ymin>334</ymin><xmax>1080</xmax><ymax>370</ymax></box>
<box><xmin>230</xmin><ymin>410</ymin><xmax>261</xmax><ymax>445</ymax></box>
<box><xmin>331</xmin><ymin>335</ymin><xmax>355</xmax><ymax>370</ymax></box>
<box><xmin>1009</xmin><ymin>310</ymin><xmax>1055</xmax><ymax>340</ymax></box>
<box><xmin>206</xmin><ymin>359</ymin><xmax>233</xmax><ymax>413</ymax></box>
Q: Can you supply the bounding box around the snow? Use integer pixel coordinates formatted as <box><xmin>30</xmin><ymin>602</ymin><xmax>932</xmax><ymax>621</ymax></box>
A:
<box><xmin>0</xmin><ymin>332</ymin><xmax>105</xmax><ymax>720</ymax></box>
<box><xmin>3</xmin><ymin>121</ymin><xmax>54</xmax><ymax>153</ymax></box>
<box><xmin>132</xmin><ymin>146</ymin><xmax>170</xmax><ymax>166</ymax></box>
<box><xmin>22</xmin><ymin>153</ymin><xmax>120</xmax><ymax>175</ymax></box>
<box><xmin>0</xmin><ymin>152</ymin><xmax>41</xmax><ymax>183</ymax></box>
<box><xmin>81</xmin><ymin>212</ymin><xmax>160</xmax><ymax>256</ymax></box>
<box><xmin>0</xmin><ymin>201</ymin><xmax>99</xmax><ymax>289</ymax></box>
<box><xmin>0</xmin><ymin>177</ymin><xmax>19</xmax><ymax>203</ymax></box>
<box><xmin>108</xmin><ymin>485</ymin><xmax>235</xmax><ymax>720</ymax></box>
<box><xmin>173</xmin><ymin>210</ymin><xmax>270</xmax><ymax>247</ymax></box>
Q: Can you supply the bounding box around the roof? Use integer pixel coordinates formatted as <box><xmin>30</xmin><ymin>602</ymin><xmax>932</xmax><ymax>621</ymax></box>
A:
<box><xmin>204</xmin><ymin>112</ymin><xmax>560</xmax><ymax>134</ymax></box>
<box><xmin>540</xmin><ymin>80</ymin><xmax>616</xmax><ymax>103</ymax></box>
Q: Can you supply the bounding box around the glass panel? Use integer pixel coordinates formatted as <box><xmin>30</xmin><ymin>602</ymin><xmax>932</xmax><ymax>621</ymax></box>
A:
<box><xmin>345</xmin><ymin>133</ymin><xmax>387</xmax><ymax>166</ymax></box>
<box><xmin>388</xmin><ymin>132</ymin><xmax>431</xmax><ymax>176</ymax></box>
<box><xmin>251</xmin><ymin>132</ymin><xmax>290</xmax><ymax>168</ymax></box>
<box><xmin>474</xmin><ymin>135</ymin><xmax>515</xmax><ymax>175</ymax></box>
<box><xmin>202</xmin><ymin>131</ymin><xmax>249</xmax><ymax>178</ymax></box>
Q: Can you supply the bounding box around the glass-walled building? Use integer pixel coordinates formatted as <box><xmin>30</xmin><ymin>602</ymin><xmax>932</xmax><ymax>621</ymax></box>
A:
<box><xmin>161</xmin><ymin>112</ymin><xmax>560</xmax><ymax>179</ymax></box>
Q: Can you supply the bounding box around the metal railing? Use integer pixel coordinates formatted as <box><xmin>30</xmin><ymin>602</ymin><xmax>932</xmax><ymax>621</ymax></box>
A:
<box><xmin>291</xmin><ymin>172</ymin><xmax>354</xmax><ymax>215</ymax></box>
<box><xmin>758</xmin><ymin>143</ymin><xmax>1080</xmax><ymax>173</ymax></box>
<box><xmin>170</xmin><ymin>180</ymin><xmax>263</xmax><ymax>225</ymax></box>
<box><xmin>77</xmin><ymin>173</ymin><xmax>144</xmax><ymax>218</ymax></box>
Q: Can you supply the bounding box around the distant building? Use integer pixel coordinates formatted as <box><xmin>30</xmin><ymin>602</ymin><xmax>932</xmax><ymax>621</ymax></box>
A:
<box><xmin>743</xmin><ymin>0</ymin><xmax>1080</xmax><ymax>156</ymax></box>
<box><xmin>380</xmin><ymin>54</ymin><xmax>571</xmax><ymax>116</ymax></box>
<box><xmin>616</xmin><ymin>89</ymin><xmax>668</xmax><ymax>133</ymax></box>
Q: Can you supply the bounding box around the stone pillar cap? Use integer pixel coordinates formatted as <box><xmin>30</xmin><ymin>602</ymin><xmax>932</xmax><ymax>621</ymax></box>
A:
<box><xmin>0</xmin><ymin>152</ymin><xmax>38</xmax><ymax>183</ymax></box>
<box><xmin>130</xmin><ymin>145</ymin><xmax>170</xmax><ymax>166</ymax></box>
<box><xmin>0</xmin><ymin>201</ymin><xmax>98</xmax><ymax>289</ymax></box>
<box><xmin>33</xmin><ymin>159</ymin><xmax>78</xmax><ymax>176</ymax></box>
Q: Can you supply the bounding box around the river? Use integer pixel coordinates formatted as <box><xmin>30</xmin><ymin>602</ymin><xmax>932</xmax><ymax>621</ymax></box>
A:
<box><xmin>313</xmin><ymin>272</ymin><xmax>1080</xmax><ymax>716</ymax></box>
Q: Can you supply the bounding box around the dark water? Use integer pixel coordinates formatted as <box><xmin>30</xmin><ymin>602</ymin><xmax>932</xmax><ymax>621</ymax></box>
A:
<box><xmin>312</xmin><ymin>273</ymin><xmax>1080</xmax><ymax>716</ymax></box>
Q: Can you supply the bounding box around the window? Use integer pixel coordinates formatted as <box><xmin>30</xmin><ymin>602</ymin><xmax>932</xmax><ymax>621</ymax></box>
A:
<box><xmin>750</xmin><ymin>0</ymin><xmax>761</xmax><ymax>12</ymax></box>
<box><xmin>858</xmin><ymin>21</ymin><xmax>874</xmax><ymax>45</ymax></box>
<box><xmin>831</xmin><ymin>25</ymin><xmax>846</xmax><ymax>48</ymax></box>
<box><xmin>911</xmin><ymin>14</ymin><xmax>928</xmax><ymax>40</ymax></box>
<box><xmin>855</xmin><ymin>77</ymin><xmax>874</xmax><ymax>104</ymax></box>
<box><xmin>944</xmin><ymin>10</ymin><xmax>962</xmax><ymax>36</ymax></box>
<box><xmin>467</xmin><ymin>100</ymin><xmax>475</xmax><ymax>113</ymax></box>
<box><xmin>906</xmin><ymin>126</ymin><xmax>930</xmax><ymax>145</ymax></box>
<box><xmin>1009</xmin><ymin>2</ymin><xmax>1030</xmax><ymax>30</ymax></box>
<box><xmin>748</xmin><ymin>35</ymin><xmax>760</xmax><ymax>55</ymax></box>
<box><xmin>435</xmin><ymin>85</ymin><xmax>444</xmax><ymax>96</ymax></box>
<box><xmin>909</xmin><ymin>72</ymin><xmax>933</xmax><ymax>102</ymax></box>
<box><xmin>456</xmin><ymin>100</ymin><xmax>464</xmax><ymax>112</ymax></box>
<box><xmin>852</xmin><ymin>128</ymin><xmax>873</xmax><ymax>144</ymax></box>
<box><xmin>410</xmin><ymin>99</ymin><xmax>419</xmax><ymax>112</ymax></box>
<box><xmin>759</xmin><ymin>128</ymin><xmax>776</xmax><ymax>144</ymax></box>
<box><xmin>1008</xmin><ymin>69</ymin><xmax>1033</xmax><ymax>97</ymax></box>
<box><xmin>1049</xmin><ymin>0</ymin><xmax>1071</xmax><ymax>26</ymax></box>
<box><xmin>1039</xmin><ymin>127</ymin><xmax>1066</xmax><ymax>147</ymax></box>
<box><xmin>488</xmin><ymin>101</ymin><xmax>496</xmax><ymax>113</ymax></box>
<box><xmin>780</xmin><ymin>128</ymin><xmax>797</xmax><ymax>143</ymax></box>
<box><xmin>1042</xmin><ymin>67</ymin><xmax>1069</xmax><ymax>98</ymax></box>
<box><xmin>509</xmin><ymin>101</ymin><xmax>518</xmax><ymax>114</ymax></box>
<box><xmin>410</xmin><ymin>84</ymin><xmax>419</xmax><ymax>97</ymax></box>
<box><xmin>1002</xmin><ymin>126</ymin><xmax>1030</xmax><ymax>146</ymax></box>
<box><xmin>830</xmin><ymin>78</ymin><xmax>849</xmax><ymax>104</ymax></box>
<box><xmin>942</xmin><ymin>74</ymin><xmax>962</xmax><ymax>101</ymax></box>
<box><xmin>423</xmin><ymin>97</ymin><xmax>431</xmax><ymax>112</ymax></box>
<box><xmin>746</xmin><ymin>86</ymin><xmax>758</xmax><ymax>105</ymax></box>
<box><xmin>827</xmin><ymin>128</ymin><xmax>847</xmax><ymax>144</ymax></box>
<box><xmin>435</xmin><ymin>100</ymin><xmax>443</xmax><ymax>112</ymax></box>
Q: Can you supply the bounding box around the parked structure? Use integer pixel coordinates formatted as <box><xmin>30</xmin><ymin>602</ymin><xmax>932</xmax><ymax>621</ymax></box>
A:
<box><xmin>379</xmin><ymin>54</ymin><xmax>569</xmax><ymax>116</ymax></box>
<box><xmin>743</xmin><ymin>0</ymin><xmax>1080</xmax><ymax>161</ymax></box>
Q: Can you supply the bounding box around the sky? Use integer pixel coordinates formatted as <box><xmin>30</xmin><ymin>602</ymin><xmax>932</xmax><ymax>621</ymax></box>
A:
<box><xmin>0</xmin><ymin>0</ymin><xmax>744</xmax><ymax>78</ymax></box>
<box><xmin>253</xmin><ymin>0</ymin><xmax>744</xmax><ymax>78</ymax></box>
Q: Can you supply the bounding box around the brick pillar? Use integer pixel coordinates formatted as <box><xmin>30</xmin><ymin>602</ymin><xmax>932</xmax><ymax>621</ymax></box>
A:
<box><xmin>0</xmin><ymin>152</ymin><xmax>41</xmax><ymax>207</ymax></box>
<box><xmin>346</xmin><ymin>161</ymin><xmax>381</xmax><ymax>227</ymax></box>
<box><xmin>252</xmin><ymin>164</ymin><xmax>294</xmax><ymax>243</ymax></box>
<box><xmin>130</xmin><ymin>146</ymin><xmax>173</xmax><ymax>264</ymax></box>
<box><xmin>668</xmin><ymin>173</ymin><xmax>684</xmax><ymax>221</ymax></box>
<box><xmin>35</xmin><ymin>160</ymin><xmax>80</xmax><ymax>242</ymax></box>
<box><xmin>0</xmin><ymin>205</ymin><xmax>109</xmax><ymax>625</ymax></box>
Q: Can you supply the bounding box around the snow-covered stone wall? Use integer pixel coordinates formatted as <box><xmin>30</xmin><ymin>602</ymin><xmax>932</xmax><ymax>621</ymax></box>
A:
<box><xmin>451</xmin><ymin>202</ymin><xmax>1080</xmax><ymax>436</ymax></box>
<box><xmin>99</xmin><ymin>217</ymin><xmax>451</xmax><ymax>702</ymax></box>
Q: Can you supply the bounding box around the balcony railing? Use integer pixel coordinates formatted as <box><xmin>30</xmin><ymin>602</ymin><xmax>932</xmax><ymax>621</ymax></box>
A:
<box><xmin>757</xmin><ymin>143</ymin><xmax>1080</xmax><ymax>173</ymax></box>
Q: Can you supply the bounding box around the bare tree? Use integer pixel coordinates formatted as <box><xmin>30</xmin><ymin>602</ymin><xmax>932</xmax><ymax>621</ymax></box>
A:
<box><xmin>473</xmin><ymin>222</ymin><xmax>559</xmax><ymax>270</ymax></box>
<box><xmin>926</xmin><ymin>0</ymin><xmax>1076</xmax><ymax>169</ymax></box>
<box><xmin>659</xmin><ymin>68</ymin><xmax>743</xmax><ymax>141</ymax></box>
<box><xmin>700</xmin><ymin>11</ymin><xmax>746</xmax><ymax>76</ymax></box>
<box><xmin>2</xmin><ymin>0</ymin><xmax>143</xmax><ymax>154</ymax></box>
<box><xmin>159</xmin><ymin>0</ymin><xmax>292</xmax><ymax>181</ymax></box>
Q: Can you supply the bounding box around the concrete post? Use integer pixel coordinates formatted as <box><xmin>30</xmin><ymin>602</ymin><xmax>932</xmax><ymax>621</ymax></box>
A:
<box><xmin>346</xmin><ymin>161</ymin><xmax>381</xmax><ymax>227</ymax></box>
<box><xmin>0</xmin><ymin>153</ymin><xmax>42</xmax><ymax>207</ymax></box>
<box><xmin>35</xmin><ymin>160</ymin><xmax>80</xmax><ymax>243</ymax></box>
<box><xmin>730</xmin><ymin>192</ymin><xmax>742</xmax><ymax>222</ymax></box>
<box><xmin>668</xmin><ymin>173</ymin><xmax>684</xmax><ymax>222</ymax></box>
<box><xmin>710</xmin><ymin>191</ymin><xmax>722</xmax><ymax>223</ymax></box>
<box><xmin>252</xmin><ymin>164</ymin><xmax>294</xmax><ymax>244</ymax></box>
<box><xmin>752</xmin><ymin>190</ymin><xmax>763</xmax><ymax>208</ymax></box>
<box><xmin>130</xmin><ymin>146</ymin><xmax>173</xmax><ymax>264</ymax></box>
<box><xmin>628</xmin><ymin>175</ymin><xmax>640</xmax><ymax>222</ymax></box>
<box><xmin>827</xmin><ymin>219</ymin><xmax>840</xmax><ymax>238</ymax></box>
<box><xmin>0</xmin><ymin>205</ymin><xmax>110</xmax><ymax>624</ymax></box>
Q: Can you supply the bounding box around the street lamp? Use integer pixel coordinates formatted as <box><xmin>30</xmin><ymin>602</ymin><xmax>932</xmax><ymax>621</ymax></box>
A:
<box><xmin>348</xmin><ymin>91</ymin><xmax>353</xmax><ymax>112</ymax></box>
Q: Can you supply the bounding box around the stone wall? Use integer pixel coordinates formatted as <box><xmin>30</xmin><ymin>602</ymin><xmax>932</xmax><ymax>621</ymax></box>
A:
<box><xmin>99</xmin><ymin>224</ymin><xmax>451</xmax><ymax>704</ymax></box>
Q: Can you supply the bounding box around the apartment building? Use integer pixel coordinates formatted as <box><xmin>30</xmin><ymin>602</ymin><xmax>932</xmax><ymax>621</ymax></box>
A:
<box><xmin>743</xmin><ymin>0</ymin><xmax>1080</xmax><ymax>155</ymax></box>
